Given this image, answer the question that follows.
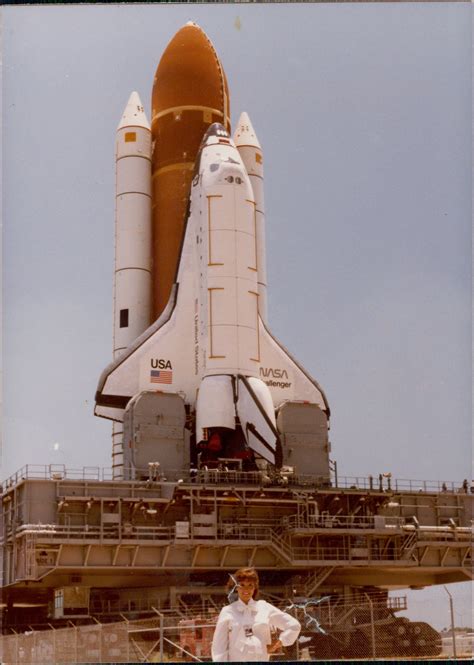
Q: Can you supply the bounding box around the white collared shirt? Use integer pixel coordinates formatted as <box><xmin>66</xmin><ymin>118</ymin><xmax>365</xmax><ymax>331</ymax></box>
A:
<box><xmin>211</xmin><ymin>598</ymin><xmax>301</xmax><ymax>662</ymax></box>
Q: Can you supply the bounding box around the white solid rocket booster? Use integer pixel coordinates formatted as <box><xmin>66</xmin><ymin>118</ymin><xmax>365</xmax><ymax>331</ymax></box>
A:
<box><xmin>112</xmin><ymin>92</ymin><xmax>152</xmax><ymax>475</ymax></box>
<box><xmin>114</xmin><ymin>92</ymin><xmax>152</xmax><ymax>354</ymax></box>
<box><xmin>234</xmin><ymin>112</ymin><xmax>268</xmax><ymax>323</ymax></box>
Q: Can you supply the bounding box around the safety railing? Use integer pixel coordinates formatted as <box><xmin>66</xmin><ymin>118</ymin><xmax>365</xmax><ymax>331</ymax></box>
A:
<box><xmin>14</xmin><ymin>523</ymin><xmax>175</xmax><ymax>541</ymax></box>
<box><xmin>285</xmin><ymin>513</ymin><xmax>405</xmax><ymax>530</ymax></box>
<box><xmin>216</xmin><ymin>523</ymin><xmax>273</xmax><ymax>542</ymax></box>
<box><xmin>2</xmin><ymin>463</ymin><xmax>470</xmax><ymax>495</ymax></box>
<box><xmin>290</xmin><ymin>544</ymin><xmax>404</xmax><ymax>563</ymax></box>
<box><xmin>10</xmin><ymin>513</ymin><xmax>472</xmax><ymax>547</ymax></box>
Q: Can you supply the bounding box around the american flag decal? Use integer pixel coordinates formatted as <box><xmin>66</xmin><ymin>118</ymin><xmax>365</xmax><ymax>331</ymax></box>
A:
<box><xmin>150</xmin><ymin>369</ymin><xmax>173</xmax><ymax>384</ymax></box>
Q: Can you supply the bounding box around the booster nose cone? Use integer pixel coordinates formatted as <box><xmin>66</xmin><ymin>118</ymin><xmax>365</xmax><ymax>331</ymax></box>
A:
<box><xmin>151</xmin><ymin>23</ymin><xmax>231</xmax><ymax>320</ymax></box>
<box><xmin>233</xmin><ymin>111</ymin><xmax>261</xmax><ymax>150</ymax></box>
<box><xmin>118</xmin><ymin>91</ymin><xmax>150</xmax><ymax>130</ymax></box>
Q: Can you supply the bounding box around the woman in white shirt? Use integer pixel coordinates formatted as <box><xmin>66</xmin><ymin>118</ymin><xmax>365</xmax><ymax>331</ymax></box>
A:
<box><xmin>211</xmin><ymin>567</ymin><xmax>301</xmax><ymax>662</ymax></box>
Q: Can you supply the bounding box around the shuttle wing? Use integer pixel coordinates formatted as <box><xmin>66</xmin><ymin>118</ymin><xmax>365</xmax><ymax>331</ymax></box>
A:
<box><xmin>258</xmin><ymin>318</ymin><xmax>330</xmax><ymax>415</ymax></box>
<box><xmin>95</xmin><ymin>203</ymin><xmax>199</xmax><ymax>421</ymax></box>
<box><xmin>95</xmin><ymin>285</ymin><xmax>195</xmax><ymax>420</ymax></box>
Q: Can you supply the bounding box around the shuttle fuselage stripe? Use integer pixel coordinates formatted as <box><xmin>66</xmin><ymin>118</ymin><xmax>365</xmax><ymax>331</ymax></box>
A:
<box><xmin>245</xmin><ymin>199</ymin><xmax>258</xmax><ymax>271</ymax></box>
<box><xmin>207</xmin><ymin>195</ymin><xmax>224</xmax><ymax>266</ymax></box>
<box><xmin>208</xmin><ymin>287</ymin><xmax>226</xmax><ymax>359</ymax></box>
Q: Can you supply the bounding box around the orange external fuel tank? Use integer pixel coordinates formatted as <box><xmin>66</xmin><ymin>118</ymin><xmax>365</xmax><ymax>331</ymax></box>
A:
<box><xmin>151</xmin><ymin>23</ymin><xmax>231</xmax><ymax>319</ymax></box>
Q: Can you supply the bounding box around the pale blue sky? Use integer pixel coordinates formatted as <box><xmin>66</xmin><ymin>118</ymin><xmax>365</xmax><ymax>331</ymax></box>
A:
<box><xmin>2</xmin><ymin>4</ymin><xmax>471</xmax><ymax>629</ymax></box>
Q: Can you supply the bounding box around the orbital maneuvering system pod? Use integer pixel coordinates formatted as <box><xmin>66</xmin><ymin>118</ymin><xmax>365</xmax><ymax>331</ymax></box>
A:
<box><xmin>95</xmin><ymin>23</ymin><xmax>330</xmax><ymax>480</ymax></box>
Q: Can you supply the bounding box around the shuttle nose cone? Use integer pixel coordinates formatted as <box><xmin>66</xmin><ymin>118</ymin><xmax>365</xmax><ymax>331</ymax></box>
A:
<box><xmin>200</xmin><ymin>122</ymin><xmax>230</xmax><ymax>147</ymax></box>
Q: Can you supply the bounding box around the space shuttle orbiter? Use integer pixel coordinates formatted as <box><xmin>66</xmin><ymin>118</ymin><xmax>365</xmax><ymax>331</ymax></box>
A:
<box><xmin>95</xmin><ymin>23</ymin><xmax>329</xmax><ymax>476</ymax></box>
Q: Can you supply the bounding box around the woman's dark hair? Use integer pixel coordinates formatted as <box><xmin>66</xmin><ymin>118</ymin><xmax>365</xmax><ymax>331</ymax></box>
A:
<box><xmin>227</xmin><ymin>567</ymin><xmax>259</xmax><ymax>599</ymax></box>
